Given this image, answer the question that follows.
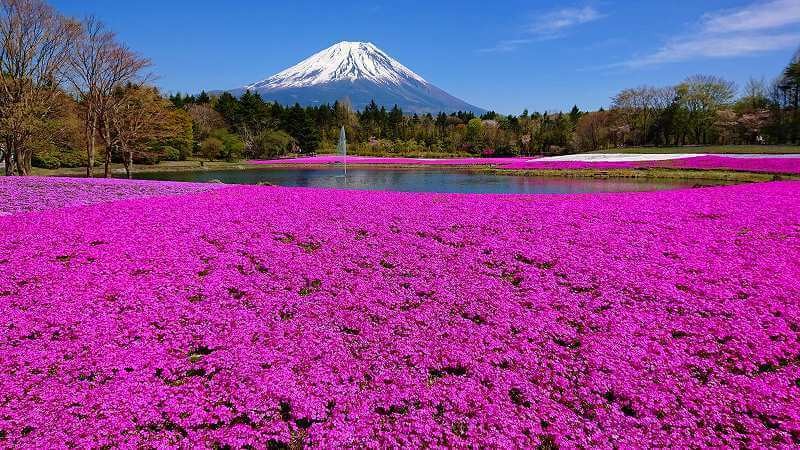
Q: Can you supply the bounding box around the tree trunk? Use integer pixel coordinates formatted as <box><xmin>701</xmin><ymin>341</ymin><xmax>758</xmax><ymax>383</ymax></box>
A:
<box><xmin>15</xmin><ymin>148</ymin><xmax>30</xmax><ymax>176</ymax></box>
<box><xmin>102</xmin><ymin>116</ymin><xmax>114</xmax><ymax>178</ymax></box>
<box><xmin>121</xmin><ymin>144</ymin><xmax>133</xmax><ymax>179</ymax></box>
<box><xmin>104</xmin><ymin>147</ymin><xmax>111</xmax><ymax>177</ymax></box>
<box><xmin>3</xmin><ymin>139</ymin><xmax>12</xmax><ymax>176</ymax></box>
<box><xmin>86</xmin><ymin>111</ymin><xmax>96</xmax><ymax>178</ymax></box>
<box><xmin>8</xmin><ymin>138</ymin><xmax>31</xmax><ymax>176</ymax></box>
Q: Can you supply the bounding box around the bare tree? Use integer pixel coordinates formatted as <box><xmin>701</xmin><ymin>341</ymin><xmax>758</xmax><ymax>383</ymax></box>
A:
<box><xmin>65</xmin><ymin>16</ymin><xmax>149</xmax><ymax>177</ymax></box>
<box><xmin>611</xmin><ymin>86</ymin><xmax>665</xmax><ymax>146</ymax></box>
<box><xmin>186</xmin><ymin>103</ymin><xmax>225</xmax><ymax>141</ymax></box>
<box><xmin>106</xmin><ymin>85</ymin><xmax>182</xmax><ymax>178</ymax></box>
<box><xmin>575</xmin><ymin>111</ymin><xmax>610</xmax><ymax>151</ymax></box>
<box><xmin>0</xmin><ymin>0</ymin><xmax>76</xmax><ymax>175</ymax></box>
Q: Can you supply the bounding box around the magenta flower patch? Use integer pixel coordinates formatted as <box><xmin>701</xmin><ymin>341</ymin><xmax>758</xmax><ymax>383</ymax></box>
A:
<box><xmin>0</xmin><ymin>176</ymin><xmax>221</xmax><ymax>214</ymax></box>
<box><xmin>501</xmin><ymin>155</ymin><xmax>800</xmax><ymax>173</ymax></box>
<box><xmin>250</xmin><ymin>155</ymin><xmax>533</xmax><ymax>167</ymax></box>
<box><xmin>0</xmin><ymin>178</ymin><xmax>799</xmax><ymax>448</ymax></box>
<box><xmin>252</xmin><ymin>155</ymin><xmax>800</xmax><ymax>174</ymax></box>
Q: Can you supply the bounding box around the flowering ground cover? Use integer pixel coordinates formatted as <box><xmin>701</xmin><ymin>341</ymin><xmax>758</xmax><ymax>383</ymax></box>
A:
<box><xmin>250</xmin><ymin>155</ymin><xmax>532</xmax><ymax>167</ymax></box>
<box><xmin>0</xmin><ymin>176</ymin><xmax>220</xmax><ymax>214</ymax></box>
<box><xmin>666</xmin><ymin>155</ymin><xmax>800</xmax><ymax>173</ymax></box>
<box><xmin>1</xmin><ymin>178</ymin><xmax>800</xmax><ymax>448</ymax></box>
<box><xmin>498</xmin><ymin>155</ymin><xmax>800</xmax><ymax>174</ymax></box>
<box><xmin>252</xmin><ymin>154</ymin><xmax>800</xmax><ymax>174</ymax></box>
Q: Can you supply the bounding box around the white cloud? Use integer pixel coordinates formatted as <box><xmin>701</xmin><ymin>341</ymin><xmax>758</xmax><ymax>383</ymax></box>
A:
<box><xmin>702</xmin><ymin>0</ymin><xmax>800</xmax><ymax>33</ymax></box>
<box><xmin>623</xmin><ymin>33</ymin><xmax>800</xmax><ymax>68</ymax></box>
<box><xmin>478</xmin><ymin>39</ymin><xmax>533</xmax><ymax>53</ymax></box>
<box><xmin>480</xmin><ymin>5</ymin><xmax>605</xmax><ymax>53</ymax></box>
<box><xmin>529</xmin><ymin>6</ymin><xmax>605</xmax><ymax>37</ymax></box>
<box><xmin>620</xmin><ymin>0</ymin><xmax>800</xmax><ymax>68</ymax></box>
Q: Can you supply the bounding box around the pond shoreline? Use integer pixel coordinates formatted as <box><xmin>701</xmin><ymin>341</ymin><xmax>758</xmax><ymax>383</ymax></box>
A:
<box><xmin>31</xmin><ymin>159</ymin><xmax>800</xmax><ymax>184</ymax></box>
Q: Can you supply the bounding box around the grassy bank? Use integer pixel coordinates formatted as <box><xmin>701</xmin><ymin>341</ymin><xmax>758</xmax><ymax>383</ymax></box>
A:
<box><xmin>30</xmin><ymin>159</ymin><xmax>264</xmax><ymax>177</ymax></box>
<box><xmin>591</xmin><ymin>145</ymin><xmax>800</xmax><ymax>155</ymax></box>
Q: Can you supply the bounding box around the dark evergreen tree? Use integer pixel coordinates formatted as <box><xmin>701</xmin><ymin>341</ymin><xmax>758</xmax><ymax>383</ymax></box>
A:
<box><xmin>285</xmin><ymin>103</ymin><xmax>320</xmax><ymax>152</ymax></box>
<box><xmin>214</xmin><ymin>92</ymin><xmax>242</xmax><ymax>129</ymax></box>
<box><xmin>196</xmin><ymin>91</ymin><xmax>210</xmax><ymax>104</ymax></box>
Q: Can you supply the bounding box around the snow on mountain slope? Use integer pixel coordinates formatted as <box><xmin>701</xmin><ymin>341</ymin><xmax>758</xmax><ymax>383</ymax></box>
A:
<box><xmin>226</xmin><ymin>41</ymin><xmax>485</xmax><ymax>114</ymax></box>
<box><xmin>247</xmin><ymin>42</ymin><xmax>427</xmax><ymax>89</ymax></box>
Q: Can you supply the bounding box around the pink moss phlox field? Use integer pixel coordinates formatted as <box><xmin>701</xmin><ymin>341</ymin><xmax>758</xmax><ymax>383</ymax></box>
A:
<box><xmin>252</xmin><ymin>155</ymin><xmax>800</xmax><ymax>174</ymax></box>
<box><xmin>501</xmin><ymin>155</ymin><xmax>800</xmax><ymax>173</ymax></box>
<box><xmin>1</xmin><ymin>178</ymin><xmax>800</xmax><ymax>448</ymax></box>
<box><xmin>250</xmin><ymin>155</ymin><xmax>533</xmax><ymax>167</ymax></box>
<box><xmin>666</xmin><ymin>155</ymin><xmax>800</xmax><ymax>173</ymax></box>
<box><xmin>0</xmin><ymin>176</ymin><xmax>222</xmax><ymax>214</ymax></box>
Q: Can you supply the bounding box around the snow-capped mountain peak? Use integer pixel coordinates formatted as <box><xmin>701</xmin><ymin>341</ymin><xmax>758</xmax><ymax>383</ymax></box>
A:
<box><xmin>226</xmin><ymin>41</ymin><xmax>485</xmax><ymax>114</ymax></box>
<box><xmin>246</xmin><ymin>41</ymin><xmax>428</xmax><ymax>90</ymax></box>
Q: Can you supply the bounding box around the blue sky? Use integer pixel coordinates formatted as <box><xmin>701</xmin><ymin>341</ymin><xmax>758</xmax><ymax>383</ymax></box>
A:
<box><xmin>51</xmin><ymin>0</ymin><xmax>800</xmax><ymax>114</ymax></box>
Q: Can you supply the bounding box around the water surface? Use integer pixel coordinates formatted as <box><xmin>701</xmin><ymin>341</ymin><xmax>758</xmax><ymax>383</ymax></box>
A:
<box><xmin>133</xmin><ymin>167</ymin><xmax>728</xmax><ymax>194</ymax></box>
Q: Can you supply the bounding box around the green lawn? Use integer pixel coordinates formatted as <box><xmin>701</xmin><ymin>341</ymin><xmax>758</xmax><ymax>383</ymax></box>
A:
<box><xmin>31</xmin><ymin>159</ymin><xmax>263</xmax><ymax>177</ymax></box>
<box><xmin>592</xmin><ymin>145</ymin><xmax>800</xmax><ymax>155</ymax></box>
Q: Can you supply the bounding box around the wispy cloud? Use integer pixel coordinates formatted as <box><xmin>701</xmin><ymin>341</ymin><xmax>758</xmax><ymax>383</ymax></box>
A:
<box><xmin>528</xmin><ymin>6</ymin><xmax>605</xmax><ymax>38</ymax></box>
<box><xmin>702</xmin><ymin>0</ymin><xmax>800</xmax><ymax>33</ymax></box>
<box><xmin>478</xmin><ymin>39</ymin><xmax>532</xmax><ymax>53</ymax></box>
<box><xmin>618</xmin><ymin>0</ymin><xmax>800</xmax><ymax>68</ymax></box>
<box><xmin>480</xmin><ymin>5</ymin><xmax>605</xmax><ymax>53</ymax></box>
<box><xmin>624</xmin><ymin>33</ymin><xmax>800</xmax><ymax>68</ymax></box>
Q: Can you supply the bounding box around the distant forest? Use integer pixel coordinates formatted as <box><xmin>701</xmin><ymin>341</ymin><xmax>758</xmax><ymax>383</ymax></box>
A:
<box><xmin>2</xmin><ymin>0</ymin><xmax>800</xmax><ymax>177</ymax></box>
<box><xmin>172</xmin><ymin>64</ymin><xmax>800</xmax><ymax>161</ymax></box>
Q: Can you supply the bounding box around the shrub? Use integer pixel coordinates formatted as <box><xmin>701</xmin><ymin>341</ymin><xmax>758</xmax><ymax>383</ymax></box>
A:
<box><xmin>31</xmin><ymin>143</ymin><xmax>86</xmax><ymax>169</ymax></box>
<box><xmin>207</xmin><ymin>129</ymin><xmax>244</xmax><ymax>162</ymax></box>
<box><xmin>253</xmin><ymin>129</ymin><xmax>295</xmax><ymax>159</ymax></box>
<box><xmin>32</xmin><ymin>152</ymin><xmax>60</xmax><ymax>169</ymax></box>
<box><xmin>200</xmin><ymin>137</ymin><xmax>224</xmax><ymax>161</ymax></box>
<box><xmin>161</xmin><ymin>146</ymin><xmax>181</xmax><ymax>161</ymax></box>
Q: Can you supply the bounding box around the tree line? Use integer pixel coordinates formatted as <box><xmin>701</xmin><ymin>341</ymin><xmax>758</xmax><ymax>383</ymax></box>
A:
<box><xmin>0</xmin><ymin>0</ymin><xmax>189</xmax><ymax>176</ymax></box>
<box><xmin>2</xmin><ymin>0</ymin><xmax>799</xmax><ymax>178</ymax></box>
<box><xmin>176</xmin><ymin>67</ymin><xmax>800</xmax><ymax>160</ymax></box>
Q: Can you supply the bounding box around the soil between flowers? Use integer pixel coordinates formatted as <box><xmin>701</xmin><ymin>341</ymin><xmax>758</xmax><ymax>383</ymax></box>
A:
<box><xmin>1</xmin><ymin>177</ymin><xmax>799</xmax><ymax>448</ymax></box>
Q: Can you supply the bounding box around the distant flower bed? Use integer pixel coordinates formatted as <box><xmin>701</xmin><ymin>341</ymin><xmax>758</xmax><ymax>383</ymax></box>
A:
<box><xmin>250</xmin><ymin>155</ymin><xmax>532</xmax><ymax>166</ymax></box>
<box><xmin>502</xmin><ymin>155</ymin><xmax>800</xmax><ymax>174</ymax></box>
<box><xmin>1</xmin><ymin>178</ymin><xmax>799</xmax><ymax>447</ymax></box>
<box><xmin>251</xmin><ymin>154</ymin><xmax>800</xmax><ymax>174</ymax></box>
<box><xmin>0</xmin><ymin>176</ymin><xmax>221</xmax><ymax>215</ymax></box>
<box><xmin>667</xmin><ymin>155</ymin><xmax>800</xmax><ymax>173</ymax></box>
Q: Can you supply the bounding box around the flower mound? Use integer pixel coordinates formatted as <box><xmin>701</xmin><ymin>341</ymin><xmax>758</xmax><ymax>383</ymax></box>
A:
<box><xmin>1</xmin><ymin>178</ymin><xmax>799</xmax><ymax>448</ymax></box>
<box><xmin>0</xmin><ymin>176</ymin><xmax>221</xmax><ymax>214</ymax></box>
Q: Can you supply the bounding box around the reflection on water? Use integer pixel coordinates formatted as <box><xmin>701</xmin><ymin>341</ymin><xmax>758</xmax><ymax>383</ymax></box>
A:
<box><xmin>133</xmin><ymin>167</ymin><xmax>728</xmax><ymax>194</ymax></box>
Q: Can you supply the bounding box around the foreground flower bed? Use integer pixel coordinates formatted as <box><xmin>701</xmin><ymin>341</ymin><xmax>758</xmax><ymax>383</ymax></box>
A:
<box><xmin>1</xmin><ymin>178</ymin><xmax>799</xmax><ymax>448</ymax></box>
<box><xmin>0</xmin><ymin>176</ymin><xmax>220</xmax><ymax>214</ymax></box>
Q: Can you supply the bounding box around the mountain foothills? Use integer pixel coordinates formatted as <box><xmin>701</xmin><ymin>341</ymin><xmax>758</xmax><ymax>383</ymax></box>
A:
<box><xmin>2</xmin><ymin>0</ymin><xmax>800</xmax><ymax>176</ymax></box>
<box><xmin>225</xmin><ymin>41</ymin><xmax>486</xmax><ymax>114</ymax></box>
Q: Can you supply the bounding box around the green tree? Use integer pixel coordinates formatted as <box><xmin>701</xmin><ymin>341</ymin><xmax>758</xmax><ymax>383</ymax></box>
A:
<box><xmin>200</xmin><ymin>136</ymin><xmax>223</xmax><ymax>160</ymax></box>
<box><xmin>214</xmin><ymin>92</ymin><xmax>241</xmax><ymax>128</ymax></box>
<box><xmin>285</xmin><ymin>103</ymin><xmax>319</xmax><ymax>152</ymax></box>
<box><xmin>465</xmin><ymin>118</ymin><xmax>483</xmax><ymax>150</ymax></box>
<box><xmin>253</xmin><ymin>129</ymin><xmax>295</xmax><ymax>159</ymax></box>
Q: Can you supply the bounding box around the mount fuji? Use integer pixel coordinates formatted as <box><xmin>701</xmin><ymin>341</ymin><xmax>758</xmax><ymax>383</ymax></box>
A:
<box><xmin>224</xmin><ymin>41</ymin><xmax>485</xmax><ymax>114</ymax></box>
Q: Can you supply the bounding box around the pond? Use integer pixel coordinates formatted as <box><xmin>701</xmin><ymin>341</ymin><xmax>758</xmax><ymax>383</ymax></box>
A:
<box><xmin>133</xmin><ymin>167</ymin><xmax>729</xmax><ymax>194</ymax></box>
